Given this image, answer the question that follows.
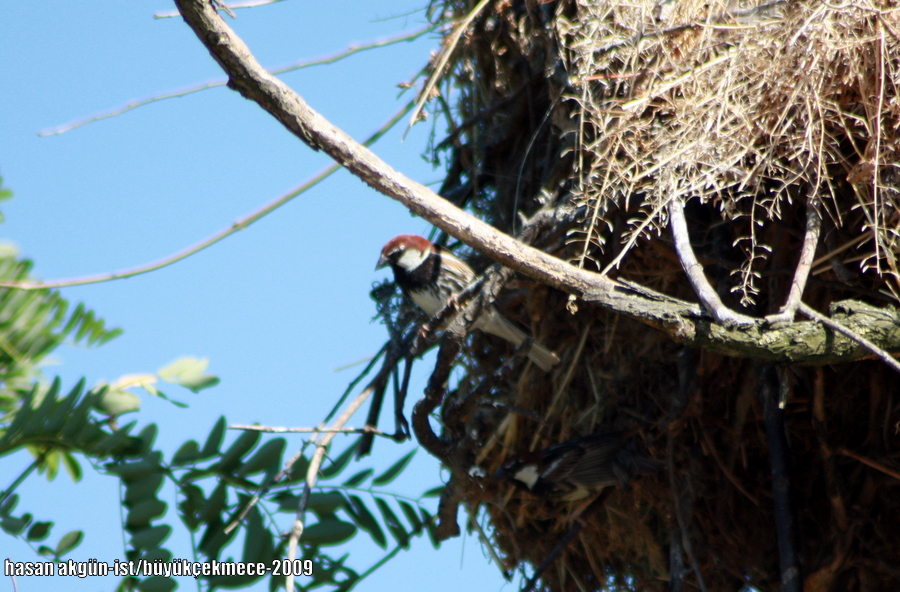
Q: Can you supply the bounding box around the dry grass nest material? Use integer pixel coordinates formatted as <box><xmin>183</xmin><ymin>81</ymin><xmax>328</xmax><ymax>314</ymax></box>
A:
<box><xmin>561</xmin><ymin>0</ymin><xmax>900</xmax><ymax>304</ymax></box>
<box><xmin>405</xmin><ymin>0</ymin><xmax>900</xmax><ymax>590</ymax></box>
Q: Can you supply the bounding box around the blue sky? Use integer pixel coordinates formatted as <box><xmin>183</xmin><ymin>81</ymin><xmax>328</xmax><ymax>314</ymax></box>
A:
<box><xmin>1</xmin><ymin>2</ymin><xmax>514</xmax><ymax>591</ymax></box>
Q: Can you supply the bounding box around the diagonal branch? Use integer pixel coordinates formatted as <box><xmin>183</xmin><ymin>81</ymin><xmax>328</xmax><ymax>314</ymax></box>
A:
<box><xmin>284</xmin><ymin>384</ymin><xmax>374</xmax><ymax>591</ymax></box>
<box><xmin>171</xmin><ymin>0</ymin><xmax>900</xmax><ymax>370</ymax></box>
<box><xmin>2</xmin><ymin>101</ymin><xmax>415</xmax><ymax>290</ymax></box>
<box><xmin>172</xmin><ymin>0</ymin><xmax>611</xmax><ymax>299</ymax></box>
<box><xmin>228</xmin><ymin>424</ymin><xmax>391</xmax><ymax>436</ymax></box>
<box><xmin>406</xmin><ymin>0</ymin><xmax>491</xmax><ymax>133</ymax></box>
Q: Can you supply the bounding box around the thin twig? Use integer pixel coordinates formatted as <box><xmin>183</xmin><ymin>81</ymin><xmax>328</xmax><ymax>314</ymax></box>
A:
<box><xmin>767</xmin><ymin>197</ymin><xmax>821</xmax><ymax>323</ymax></box>
<box><xmin>463</xmin><ymin>504</ymin><xmax>512</xmax><ymax>581</ymax></box>
<box><xmin>621</xmin><ymin>50</ymin><xmax>737</xmax><ymax>111</ymax></box>
<box><xmin>40</xmin><ymin>26</ymin><xmax>435</xmax><ymax>136</ymax></box>
<box><xmin>406</xmin><ymin>0</ymin><xmax>490</xmax><ymax>134</ymax></box>
<box><xmin>838</xmin><ymin>447</ymin><xmax>900</xmax><ymax>481</ymax></box>
<box><xmin>228</xmin><ymin>424</ymin><xmax>390</xmax><ymax>436</ymax></box>
<box><xmin>810</xmin><ymin>233</ymin><xmax>869</xmax><ymax>274</ymax></box>
<box><xmin>155</xmin><ymin>0</ymin><xmax>285</xmax><ymax>18</ymax></box>
<box><xmin>668</xmin><ymin>198</ymin><xmax>757</xmax><ymax>326</ymax></box>
<box><xmin>798</xmin><ymin>302</ymin><xmax>900</xmax><ymax>375</ymax></box>
<box><xmin>285</xmin><ymin>384</ymin><xmax>375</xmax><ymax>591</ymax></box>
<box><xmin>225</xmin><ymin>443</ymin><xmax>313</xmax><ymax>534</ymax></box>
<box><xmin>4</xmin><ymin>101</ymin><xmax>413</xmax><ymax>290</ymax></box>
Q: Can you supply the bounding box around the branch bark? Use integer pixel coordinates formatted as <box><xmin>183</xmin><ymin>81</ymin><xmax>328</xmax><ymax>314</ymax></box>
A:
<box><xmin>172</xmin><ymin>0</ymin><xmax>900</xmax><ymax>368</ymax></box>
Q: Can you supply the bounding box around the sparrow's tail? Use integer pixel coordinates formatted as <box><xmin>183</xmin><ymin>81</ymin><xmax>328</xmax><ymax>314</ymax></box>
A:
<box><xmin>478</xmin><ymin>309</ymin><xmax>560</xmax><ymax>371</ymax></box>
<box><xmin>615</xmin><ymin>450</ymin><xmax>665</xmax><ymax>483</ymax></box>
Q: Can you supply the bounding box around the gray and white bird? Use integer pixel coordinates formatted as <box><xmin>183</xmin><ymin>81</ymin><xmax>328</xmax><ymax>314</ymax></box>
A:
<box><xmin>495</xmin><ymin>434</ymin><xmax>663</xmax><ymax>500</ymax></box>
<box><xmin>376</xmin><ymin>234</ymin><xmax>559</xmax><ymax>371</ymax></box>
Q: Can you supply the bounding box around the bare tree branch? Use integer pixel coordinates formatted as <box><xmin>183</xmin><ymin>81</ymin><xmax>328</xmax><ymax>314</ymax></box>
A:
<box><xmin>40</xmin><ymin>26</ymin><xmax>435</xmax><ymax>136</ymax></box>
<box><xmin>229</xmin><ymin>424</ymin><xmax>391</xmax><ymax>436</ymax></box>
<box><xmin>284</xmin><ymin>384</ymin><xmax>374</xmax><ymax>591</ymax></box>
<box><xmin>170</xmin><ymin>0</ymin><xmax>900</xmax><ymax>370</ymax></box>
<box><xmin>2</xmin><ymin>101</ymin><xmax>414</xmax><ymax>290</ymax></box>
<box><xmin>837</xmin><ymin>446</ymin><xmax>900</xmax><ymax>482</ymax></box>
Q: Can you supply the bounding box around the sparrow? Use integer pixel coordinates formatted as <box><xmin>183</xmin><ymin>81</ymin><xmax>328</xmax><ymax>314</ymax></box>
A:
<box><xmin>376</xmin><ymin>234</ymin><xmax>560</xmax><ymax>371</ymax></box>
<box><xmin>495</xmin><ymin>434</ymin><xmax>663</xmax><ymax>500</ymax></box>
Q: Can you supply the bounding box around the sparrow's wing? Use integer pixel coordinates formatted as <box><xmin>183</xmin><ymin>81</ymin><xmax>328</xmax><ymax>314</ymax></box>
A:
<box><xmin>564</xmin><ymin>435</ymin><xmax>630</xmax><ymax>488</ymax></box>
<box><xmin>539</xmin><ymin>445</ymin><xmax>586</xmax><ymax>483</ymax></box>
<box><xmin>434</xmin><ymin>248</ymin><xmax>476</xmax><ymax>289</ymax></box>
<box><xmin>616</xmin><ymin>450</ymin><xmax>666</xmax><ymax>478</ymax></box>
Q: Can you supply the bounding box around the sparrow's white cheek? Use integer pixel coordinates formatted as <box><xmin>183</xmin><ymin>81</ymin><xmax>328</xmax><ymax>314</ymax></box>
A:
<box><xmin>396</xmin><ymin>248</ymin><xmax>429</xmax><ymax>271</ymax></box>
<box><xmin>513</xmin><ymin>465</ymin><xmax>540</xmax><ymax>490</ymax></box>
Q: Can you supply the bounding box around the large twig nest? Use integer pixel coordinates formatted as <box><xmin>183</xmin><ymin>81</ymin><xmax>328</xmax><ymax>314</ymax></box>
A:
<box><xmin>419</xmin><ymin>0</ymin><xmax>900</xmax><ymax>590</ymax></box>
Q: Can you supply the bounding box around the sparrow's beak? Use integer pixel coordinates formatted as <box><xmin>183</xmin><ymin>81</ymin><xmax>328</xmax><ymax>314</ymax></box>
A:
<box><xmin>375</xmin><ymin>254</ymin><xmax>389</xmax><ymax>270</ymax></box>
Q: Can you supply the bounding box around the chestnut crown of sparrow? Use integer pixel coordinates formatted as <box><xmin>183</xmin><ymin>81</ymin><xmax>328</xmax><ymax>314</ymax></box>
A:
<box><xmin>376</xmin><ymin>234</ymin><xmax>559</xmax><ymax>371</ymax></box>
<box><xmin>495</xmin><ymin>433</ymin><xmax>663</xmax><ymax>500</ymax></box>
